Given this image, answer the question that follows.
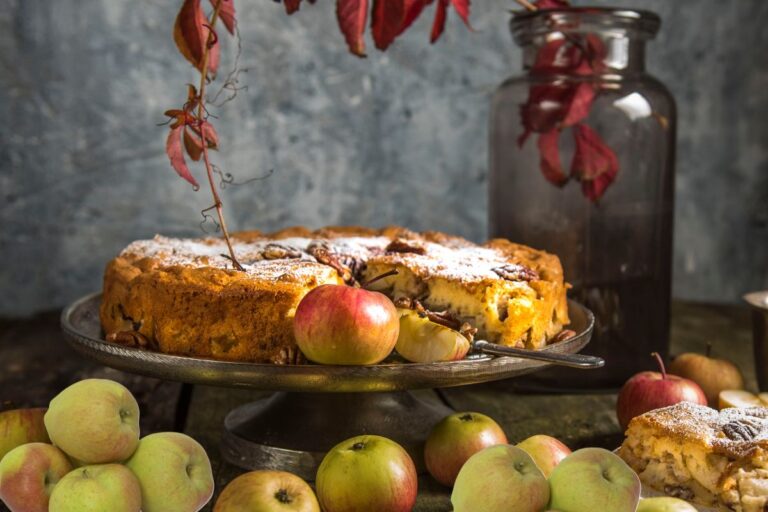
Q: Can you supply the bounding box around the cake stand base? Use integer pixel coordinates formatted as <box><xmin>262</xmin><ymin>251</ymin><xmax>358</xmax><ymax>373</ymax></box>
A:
<box><xmin>221</xmin><ymin>391</ymin><xmax>453</xmax><ymax>480</ymax></box>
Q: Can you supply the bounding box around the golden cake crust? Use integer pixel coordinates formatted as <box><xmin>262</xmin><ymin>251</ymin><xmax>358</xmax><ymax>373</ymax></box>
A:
<box><xmin>619</xmin><ymin>402</ymin><xmax>768</xmax><ymax>511</ymax></box>
<box><xmin>100</xmin><ymin>226</ymin><xmax>569</xmax><ymax>363</ymax></box>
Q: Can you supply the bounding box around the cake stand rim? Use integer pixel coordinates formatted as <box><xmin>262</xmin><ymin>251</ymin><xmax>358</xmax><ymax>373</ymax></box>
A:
<box><xmin>60</xmin><ymin>292</ymin><xmax>595</xmax><ymax>392</ymax></box>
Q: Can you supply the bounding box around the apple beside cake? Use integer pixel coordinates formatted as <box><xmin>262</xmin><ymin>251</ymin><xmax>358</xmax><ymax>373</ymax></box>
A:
<box><xmin>619</xmin><ymin>402</ymin><xmax>768</xmax><ymax>512</ymax></box>
<box><xmin>100</xmin><ymin>226</ymin><xmax>569</xmax><ymax>363</ymax></box>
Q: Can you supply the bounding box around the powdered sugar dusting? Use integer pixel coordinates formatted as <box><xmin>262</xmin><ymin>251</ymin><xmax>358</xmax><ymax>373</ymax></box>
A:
<box><xmin>632</xmin><ymin>402</ymin><xmax>768</xmax><ymax>458</ymax></box>
<box><xmin>369</xmin><ymin>241</ymin><xmax>514</xmax><ymax>283</ymax></box>
<box><xmin>120</xmin><ymin>233</ymin><xmax>524</xmax><ymax>284</ymax></box>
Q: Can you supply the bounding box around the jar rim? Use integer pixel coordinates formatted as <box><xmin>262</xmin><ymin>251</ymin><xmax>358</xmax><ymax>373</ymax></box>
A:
<box><xmin>511</xmin><ymin>7</ymin><xmax>661</xmax><ymax>43</ymax></box>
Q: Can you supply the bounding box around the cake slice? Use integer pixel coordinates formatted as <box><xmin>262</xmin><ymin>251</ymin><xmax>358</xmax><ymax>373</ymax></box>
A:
<box><xmin>619</xmin><ymin>402</ymin><xmax>768</xmax><ymax>511</ymax></box>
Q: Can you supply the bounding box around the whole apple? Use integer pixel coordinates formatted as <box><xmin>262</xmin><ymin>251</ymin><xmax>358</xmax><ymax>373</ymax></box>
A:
<box><xmin>214</xmin><ymin>470</ymin><xmax>320</xmax><ymax>512</ymax></box>
<box><xmin>0</xmin><ymin>442</ymin><xmax>72</xmax><ymax>512</ymax></box>
<box><xmin>316</xmin><ymin>434</ymin><xmax>417</xmax><ymax>512</ymax></box>
<box><xmin>293</xmin><ymin>284</ymin><xmax>400</xmax><ymax>365</ymax></box>
<box><xmin>0</xmin><ymin>408</ymin><xmax>50</xmax><ymax>462</ymax></box>
<box><xmin>548</xmin><ymin>447</ymin><xmax>640</xmax><ymax>512</ymax></box>
<box><xmin>126</xmin><ymin>432</ymin><xmax>213</xmax><ymax>512</ymax></box>
<box><xmin>616</xmin><ymin>353</ymin><xmax>707</xmax><ymax>430</ymax></box>
<box><xmin>637</xmin><ymin>496</ymin><xmax>698</xmax><ymax>511</ymax></box>
<box><xmin>451</xmin><ymin>444</ymin><xmax>549</xmax><ymax>512</ymax></box>
<box><xmin>516</xmin><ymin>434</ymin><xmax>571</xmax><ymax>478</ymax></box>
<box><xmin>424</xmin><ymin>412</ymin><xmax>508</xmax><ymax>486</ymax></box>
<box><xmin>669</xmin><ymin>348</ymin><xmax>745</xmax><ymax>407</ymax></box>
<box><xmin>44</xmin><ymin>379</ymin><xmax>140</xmax><ymax>464</ymax></box>
<box><xmin>49</xmin><ymin>463</ymin><xmax>142</xmax><ymax>512</ymax></box>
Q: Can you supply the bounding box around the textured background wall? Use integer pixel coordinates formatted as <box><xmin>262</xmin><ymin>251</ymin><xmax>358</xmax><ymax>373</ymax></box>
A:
<box><xmin>0</xmin><ymin>0</ymin><xmax>766</xmax><ymax>316</ymax></box>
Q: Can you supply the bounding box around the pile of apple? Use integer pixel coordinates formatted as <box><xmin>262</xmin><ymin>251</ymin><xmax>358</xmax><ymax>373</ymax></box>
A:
<box><xmin>0</xmin><ymin>379</ymin><xmax>214</xmax><ymax>512</ymax></box>
<box><xmin>212</xmin><ymin>410</ymin><xmax>699</xmax><ymax>512</ymax></box>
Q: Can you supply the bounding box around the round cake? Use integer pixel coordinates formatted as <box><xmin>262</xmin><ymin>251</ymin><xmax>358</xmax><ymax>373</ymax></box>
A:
<box><xmin>100</xmin><ymin>226</ymin><xmax>569</xmax><ymax>364</ymax></box>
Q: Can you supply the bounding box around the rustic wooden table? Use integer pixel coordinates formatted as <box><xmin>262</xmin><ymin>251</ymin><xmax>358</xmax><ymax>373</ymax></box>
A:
<box><xmin>0</xmin><ymin>302</ymin><xmax>756</xmax><ymax>512</ymax></box>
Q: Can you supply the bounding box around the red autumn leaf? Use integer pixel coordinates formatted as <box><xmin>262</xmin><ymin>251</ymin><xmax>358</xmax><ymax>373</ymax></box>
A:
<box><xmin>519</xmin><ymin>84</ymin><xmax>575</xmax><ymax>138</ymax></box>
<box><xmin>399</xmin><ymin>0</ymin><xmax>431</xmax><ymax>35</ymax></box>
<box><xmin>372</xmin><ymin>0</ymin><xmax>405</xmax><ymax>51</ymax></box>
<box><xmin>537</xmin><ymin>129</ymin><xmax>568</xmax><ymax>186</ymax></box>
<box><xmin>167</xmin><ymin>125</ymin><xmax>199</xmax><ymax>188</ymax></box>
<box><xmin>208</xmin><ymin>37</ymin><xmax>220</xmax><ymax>77</ymax></box>
<box><xmin>430</xmin><ymin>0</ymin><xmax>449</xmax><ymax>43</ymax></box>
<box><xmin>201</xmin><ymin>121</ymin><xmax>219</xmax><ymax>149</ymax></box>
<box><xmin>184</xmin><ymin>128</ymin><xmax>204</xmax><ymax>161</ymax></box>
<box><xmin>174</xmin><ymin>0</ymin><xmax>219</xmax><ymax>75</ymax></box>
<box><xmin>564</xmin><ymin>34</ymin><xmax>607</xmax><ymax>75</ymax></box>
<box><xmin>284</xmin><ymin>0</ymin><xmax>302</xmax><ymax>15</ymax></box>
<box><xmin>571</xmin><ymin>123</ymin><xmax>619</xmax><ymax>201</ymax></box>
<box><xmin>531</xmin><ymin>38</ymin><xmax>567</xmax><ymax>73</ymax></box>
<box><xmin>534</xmin><ymin>0</ymin><xmax>570</xmax><ymax>9</ymax></box>
<box><xmin>211</xmin><ymin>0</ymin><xmax>236</xmax><ymax>34</ymax></box>
<box><xmin>336</xmin><ymin>0</ymin><xmax>369</xmax><ymax>57</ymax></box>
<box><xmin>451</xmin><ymin>0</ymin><xmax>470</xmax><ymax>28</ymax></box>
<box><xmin>560</xmin><ymin>82</ymin><xmax>596</xmax><ymax>127</ymax></box>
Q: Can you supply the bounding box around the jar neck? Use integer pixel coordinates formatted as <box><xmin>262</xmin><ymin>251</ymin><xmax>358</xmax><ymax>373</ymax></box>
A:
<box><xmin>511</xmin><ymin>8</ymin><xmax>659</xmax><ymax>77</ymax></box>
<box><xmin>522</xmin><ymin>32</ymin><xmax>647</xmax><ymax>76</ymax></box>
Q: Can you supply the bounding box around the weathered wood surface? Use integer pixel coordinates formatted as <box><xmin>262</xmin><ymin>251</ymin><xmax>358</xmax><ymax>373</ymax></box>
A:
<box><xmin>0</xmin><ymin>302</ymin><xmax>755</xmax><ymax>512</ymax></box>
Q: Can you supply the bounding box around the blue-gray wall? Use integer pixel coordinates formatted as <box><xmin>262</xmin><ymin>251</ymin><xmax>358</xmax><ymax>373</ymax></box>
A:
<box><xmin>1</xmin><ymin>0</ymin><xmax>766</xmax><ymax>316</ymax></box>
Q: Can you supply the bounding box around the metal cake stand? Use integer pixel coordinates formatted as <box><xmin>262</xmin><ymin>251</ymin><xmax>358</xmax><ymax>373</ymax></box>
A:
<box><xmin>61</xmin><ymin>292</ymin><xmax>596</xmax><ymax>480</ymax></box>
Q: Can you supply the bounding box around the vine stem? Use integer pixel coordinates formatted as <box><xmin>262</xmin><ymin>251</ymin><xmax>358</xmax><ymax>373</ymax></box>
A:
<box><xmin>197</xmin><ymin>0</ymin><xmax>244</xmax><ymax>271</ymax></box>
<box><xmin>515</xmin><ymin>0</ymin><xmax>538</xmax><ymax>11</ymax></box>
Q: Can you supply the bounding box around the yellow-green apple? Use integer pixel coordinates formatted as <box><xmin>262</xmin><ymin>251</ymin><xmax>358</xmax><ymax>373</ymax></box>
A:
<box><xmin>44</xmin><ymin>379</ymin><xmax>140</xmax><ymax>464</ymax></box>
<box><xmin>451</xmin><ymin>444</ymin><xmax>549</xmax><ymax>512</ymax></box>
<box><xmin>0</xmin><ymin>408</ymin><xmax>50</xmax><ymax>462</ymax></box>
<box><xmin>293</xmin><ymin>285</ymin><xmax>399</xmax><ymax>365</ymax></box>
<box><xmin>669</xmin><ymin>348</ymin><xmax>745</xmax><ymax>407</ymax></box>
<box><xmin>316</xmin><ymin>435</ymin><xmax>417</xmax><ymax>512</ymax></box>
<box><xmin>214</xmin><ymin>470</ymin><xmax>320</xmax><ymax>512</ymax></box>
<box><xmin>516</xmin><ymin>434</ymin><xmax>571</xmax><ymax>477</ymax></box>
<box><xmin>395</xmin><ymin>309</ymin><xmax>470</xmax><ymax>363</ymax></box>
<box><xmin>637</xmin><ymin>497</ymin><xmax>698</xmax><ymax>511</ymax></box>
<box><xmin>48</xmin><ymin>464</ymin><xmax>141</xmax><ymax>512</ymax></box>
<box><xmin>424</xmin><ymin>412</ymin><xmax>507</xmax><ymax>486</ymax></box>
<box><xmin>548</xmin><ymin>447</ymin><xmax>641</xmax><ymax>512</ymax></box>
<box><xmin>0</xmin><ymin>442</ymin><xmax>72</xmax><ymax>512</ymax></box>
<box><xmin>616</xmin><ymin>353</ymin><xmax>707</xmax><ymax>430</ymax></box>
<box><xmin>125</xmin><ymin>432</ymin><xmax>213</xmax><ymax>512</ymax></box>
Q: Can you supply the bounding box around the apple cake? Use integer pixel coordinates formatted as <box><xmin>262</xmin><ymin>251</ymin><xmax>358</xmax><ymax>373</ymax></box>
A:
<box><xmin>100</xmin><ymin>226</ymin><xmax>569</xmax><ymax>363</ymax></box>
<box><xmin>619</xmin><ymin>402</ymin><xmax>768</xmax><ymax>512</ymax></box>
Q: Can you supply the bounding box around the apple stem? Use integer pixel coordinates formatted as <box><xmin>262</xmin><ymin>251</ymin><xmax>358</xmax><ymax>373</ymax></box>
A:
<box><xmin>651</xmin><ymin>352</ymin><xmax>667</xmax><ymax>380</ymax></box>
<box><xmin>361</xmin><ymin>269</ymin><xmax>399</xmax><ymax>289</ymax></box>
<box><xmin>274</xmin><ymin>489</ymin><xmax>292</xmax><ymax>504</ymax></box>
<box><xmin>706</xmin><ymin>343</ymin><xmax>712</xmax><ymax>358</ymax></box>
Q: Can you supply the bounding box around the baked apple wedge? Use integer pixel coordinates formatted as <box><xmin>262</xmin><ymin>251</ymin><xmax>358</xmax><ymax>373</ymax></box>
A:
<box><xmin>395</xmin><ymin>309</ymin><xmax>471</xmax><ymax>363</ymax></box>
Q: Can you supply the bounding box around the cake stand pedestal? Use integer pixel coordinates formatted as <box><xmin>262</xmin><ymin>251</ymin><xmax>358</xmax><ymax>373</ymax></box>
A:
<box><xmin>221</xmin><ymin>391</ymin><xmax>451</xmax><ymax>479</ymax></box>
<box><xmin>61</xmin><ymin>293</ymin><xmax>595</xmax><ymax>480</ymax></box>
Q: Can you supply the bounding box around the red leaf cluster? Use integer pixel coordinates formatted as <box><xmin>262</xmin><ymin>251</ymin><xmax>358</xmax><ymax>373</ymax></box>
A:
<box><xmin>280</xmin><ymin>0</ymin><xmax>470</xmax><ymax>57</ymax></box>
<box><xmin>166</xmin><ymin>1</ymin><xmax>236</xmax><ymax>188</ymax></box>
<box><xmin>517</xmin><ymin>28</ymin><xmax>619</xmax><ymax>202</ymax></box>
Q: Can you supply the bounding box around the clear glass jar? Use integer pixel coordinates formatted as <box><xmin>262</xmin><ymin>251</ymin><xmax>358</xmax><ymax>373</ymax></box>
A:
<box><xmin>490</xmin><ymin>8</ymin><xmax>676</xmax><ymax>389</ymax></box>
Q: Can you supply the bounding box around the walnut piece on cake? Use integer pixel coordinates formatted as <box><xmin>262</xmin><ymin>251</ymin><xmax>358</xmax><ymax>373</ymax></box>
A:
<box><xmin>618</xmin><ymin>402</ymin><xmax>768</xmax><ymax>512</ymax></box>
<box><xmin>100</xmin><ymin>226</ymin><xmax>569</xmax><ymax>363</ymax></box>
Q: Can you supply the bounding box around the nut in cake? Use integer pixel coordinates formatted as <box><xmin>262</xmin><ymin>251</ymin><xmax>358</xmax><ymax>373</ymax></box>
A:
<box><xmin>619</xmin><ymin>402</ymin><xmax>768</xmax><ymax>511</ymax></box>
<box><xmin>100</xmin><ymin>226</ymin><xmax>569</xmax><ymax>363</ymax></box>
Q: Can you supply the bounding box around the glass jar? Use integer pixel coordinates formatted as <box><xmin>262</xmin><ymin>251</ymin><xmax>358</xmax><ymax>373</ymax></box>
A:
<box><xmin>490</xmin><ymin>8</ymin><xmax>676</xmax><ymax>389</ymax></box>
